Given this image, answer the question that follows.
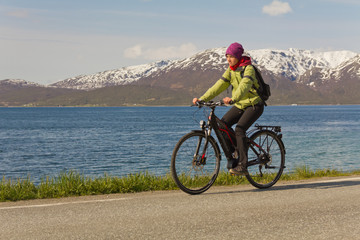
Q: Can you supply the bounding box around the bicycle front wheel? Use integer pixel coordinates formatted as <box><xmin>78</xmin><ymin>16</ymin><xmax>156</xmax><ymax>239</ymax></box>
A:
<box><xmin>246</xmin><ymin>130</ymin><xmax>285</xmax><ymax>189</ymax></box>
<box><xmin>171</xmin><ymin>131</ymin><xmax>221</xmax><ymax>195</ymax></box>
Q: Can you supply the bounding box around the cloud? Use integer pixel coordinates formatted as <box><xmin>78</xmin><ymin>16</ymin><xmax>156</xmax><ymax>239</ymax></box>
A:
<box><xmin>123</xmin><ymin>44</ymin><xmax>143</xmax><ymax>59</ymax></box>
<box><xmin>262</xmin><ymin>1</ymin><xmax>292</xmax><ymax>16</ymax></box>
<box><xmin>124</xmin><ymin>43</ymin><xmax>198</xmax><ymax>60</ymax></box>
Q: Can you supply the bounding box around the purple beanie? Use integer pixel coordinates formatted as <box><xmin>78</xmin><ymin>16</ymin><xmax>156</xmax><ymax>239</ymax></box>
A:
<box><xmin>226</xmin><ymin>42</ymin><xmax>244</xmax><ymax>60</ymax></box>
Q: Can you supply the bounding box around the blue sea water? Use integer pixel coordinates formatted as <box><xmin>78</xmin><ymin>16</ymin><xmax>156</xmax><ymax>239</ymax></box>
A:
<box><xmin>0</xmin><ymin>105</ymin><xmax>359</xmax><ymax>183</ymax></box>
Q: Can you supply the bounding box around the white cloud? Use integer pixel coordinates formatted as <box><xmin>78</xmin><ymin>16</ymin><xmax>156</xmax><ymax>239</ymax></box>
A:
<box><xmin>123</xmin><ymin>43</ymin><xmax>198</xmax><ymax>60</ymax></box>
<box><xmin>262</xmin><ymin>1</ymin><xmax>292</xmax><ymax>16</ymax></box>
<box><xmin>123</xmin><ymin>44</ymin><xmax>143</xmax><ymax>59</ymax></box>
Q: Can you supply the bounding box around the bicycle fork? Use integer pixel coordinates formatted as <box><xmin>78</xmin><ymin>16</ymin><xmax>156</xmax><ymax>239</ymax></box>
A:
<box><xmin>193</xmin><ymin>129</ymin><xmax>211</xmax><ymax>166</ymax></box>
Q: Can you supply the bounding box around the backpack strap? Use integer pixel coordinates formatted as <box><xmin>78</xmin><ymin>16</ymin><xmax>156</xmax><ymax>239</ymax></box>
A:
<box><xmin>240</xmin><ymin>65</ymin><xmax>262</xmax><ymax>102</ymax></box>
<box><xmin>221</xmin><ymin>75</ymin><xmax>231</xmax><ymax>93</ymax></box>
<box><xmin>244</xmin><ymin>65</ymin><xmax>269</xmax><ymax>106</ymax></box>
<box><xmin>228</xmin><ymin>65</ymin><xmax>257</xmax><ymax>94</ymax></box>
<box><xmin>240</xmin><ymin>65</ymin><xmax>254</xmax><ymax>82</ymax></box>
<box><xmin>240</xmin><ymin>65</ymin><xmax>257</xmax><ymax>88</ymax></box>
<box><xmin>240</xmin><ymin>66</ymin><xmax>246</xmax><ymax>78</ymax></box>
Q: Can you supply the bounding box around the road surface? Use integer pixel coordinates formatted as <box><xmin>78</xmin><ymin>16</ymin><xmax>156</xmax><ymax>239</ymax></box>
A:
<box><xmin>1</xmin><ymin>176</ymin><xmax>360</xmax><ymax>239</ymax></box>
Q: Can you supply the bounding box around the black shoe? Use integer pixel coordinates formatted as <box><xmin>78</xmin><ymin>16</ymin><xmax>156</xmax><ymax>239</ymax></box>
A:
<box><xmin>229</xmin><ymin>164</ymin><xmax>249</xmax><ymax>176</ymax></box>
<box><xmin>227</xmin><ymin>158</ymin><xmax>239</xmax><ymax>170</ymax></box>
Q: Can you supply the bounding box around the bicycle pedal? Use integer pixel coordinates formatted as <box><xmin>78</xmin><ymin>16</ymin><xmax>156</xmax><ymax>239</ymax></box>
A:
<box><xmin>230</xmin><ymin>173</ymin><xmax>243</xmax><ymax>177</ymax></box>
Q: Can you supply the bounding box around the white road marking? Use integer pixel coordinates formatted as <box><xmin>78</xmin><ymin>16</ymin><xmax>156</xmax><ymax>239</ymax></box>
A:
<box><xmin>0</xmin><ymin>197</ymin><xmax>131</xmax><ymax>210</ymax></box>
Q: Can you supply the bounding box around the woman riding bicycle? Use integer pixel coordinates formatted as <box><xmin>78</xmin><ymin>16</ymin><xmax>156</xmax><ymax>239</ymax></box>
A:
<box><xmin>193</xmin><ymin>42</ymin><xmax>264</xmax><ymax>176</ymax></box>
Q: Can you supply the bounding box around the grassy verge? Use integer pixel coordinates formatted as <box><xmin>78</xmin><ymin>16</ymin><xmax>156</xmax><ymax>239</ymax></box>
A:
<box><xmin>1</xmin><ymin>166</ymin><xmax>360</xmax><ymax>202</ymax></box>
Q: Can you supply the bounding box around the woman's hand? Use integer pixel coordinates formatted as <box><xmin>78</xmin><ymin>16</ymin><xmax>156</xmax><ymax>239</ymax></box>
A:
<box><xmin>192</xmin><ymin>98</ymin><xmax>199</xmax><ymax>105</ymax></box>
<box><xmin>223</xmin><ymin>97</ymin><xmax>233</xmax><ymax>105</ymax></box>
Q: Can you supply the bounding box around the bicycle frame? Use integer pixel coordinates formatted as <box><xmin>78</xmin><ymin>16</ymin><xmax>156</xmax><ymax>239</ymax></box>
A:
<box><xmin>198</xmin><ymin>104</ymin><xmax>279</xmax><ymax>168</ymax></box>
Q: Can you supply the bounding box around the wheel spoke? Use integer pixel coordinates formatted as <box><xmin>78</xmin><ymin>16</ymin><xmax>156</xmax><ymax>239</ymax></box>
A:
<box><xmin>171</xmin><ymin>131</ymin><xmax>220</xmax><ymax>194</ymax></box>
<box><xmin>246</xmin><ymin>130</ymin><xmax>285</xmax><ymax>189</ymax></box>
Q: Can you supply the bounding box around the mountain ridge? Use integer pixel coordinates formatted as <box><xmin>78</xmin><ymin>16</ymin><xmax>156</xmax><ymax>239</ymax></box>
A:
<box><xmin>47</xmin><ymin>47</ymin><xmax>358</xmax><ymax>90</ymax></box>
<box><xmin>1</xmin><ymin>47</ymin><xmax>359</xmax><ymax>106</ymax></box>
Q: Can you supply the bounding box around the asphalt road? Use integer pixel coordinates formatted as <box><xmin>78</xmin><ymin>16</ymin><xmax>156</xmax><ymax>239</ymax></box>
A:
<box><xmin>1</xmin><ymin>176</ymin><xmax>360</xmax><ymax>240</ymax></box>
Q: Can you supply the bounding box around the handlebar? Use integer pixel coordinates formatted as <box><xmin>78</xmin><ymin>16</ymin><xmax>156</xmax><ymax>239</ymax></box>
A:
<box><xmin>192</xmin><ymin>100</ymin><xmax>234</xmax><ymax>108</ymax></box>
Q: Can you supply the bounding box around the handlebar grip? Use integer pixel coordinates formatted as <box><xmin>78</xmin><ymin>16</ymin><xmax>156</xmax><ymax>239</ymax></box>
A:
<box><xmin>192</xmin><ymin>100</ymin><xmax>205</xmax><ymax>107</ymax></box>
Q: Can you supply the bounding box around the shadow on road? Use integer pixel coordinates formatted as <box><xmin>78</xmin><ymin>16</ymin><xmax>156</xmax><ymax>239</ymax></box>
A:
<box><xmin>205</xmin><ymin>178</ymin><xmax>360</xmax><ymax>195</ymax></box>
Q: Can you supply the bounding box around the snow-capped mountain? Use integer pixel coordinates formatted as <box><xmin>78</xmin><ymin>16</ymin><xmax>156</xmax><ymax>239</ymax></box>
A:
<box><xmin>249</xmin><ymin>48</ymin><xmax>357</xmax><ymax>80</ymax></box>
<box><xmin>49</xmin><ymin>47</ymin><xmax>358</xmax><ymax>90</ymax></box>
<box><xmin>161</xmin><ymin>47</ymin><xmax>228</xmax><ymax>72</ymax></box>
<box><xmin>146</xmin><ymin>47</ymin><xmax>358</xmax><ymax>81</ymax></box>
<box><xmin>50</xmin><ymin>60</ymin><xmax>172</xmax><ymax>90</ymax></box>
<box><xmin>297</xmin><ymin>54</ymin><xmax>360</xmax><ymax>88</ymax></box>
<box><xmin>2</xmin><ymin>48</ymin><xmax>360</xmax><ymax>106</ymax></box>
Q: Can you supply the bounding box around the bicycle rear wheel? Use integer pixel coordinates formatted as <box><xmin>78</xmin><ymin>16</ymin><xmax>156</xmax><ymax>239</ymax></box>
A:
<box><xmin>171</xmin><ymin>131</ymin><xmax>221</xmax><ymax>195</ymax></box>
<box><xmin>246</xmin><ymin>130</ymin><xmax>285</xmax><ymax>189</ymax></box>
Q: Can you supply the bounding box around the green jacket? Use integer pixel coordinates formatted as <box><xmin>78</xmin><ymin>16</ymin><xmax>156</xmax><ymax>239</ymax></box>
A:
<box><xmin>200</xmin><ymin>65</ymin><xmax>262</xmax><ymax>110</ymax></box>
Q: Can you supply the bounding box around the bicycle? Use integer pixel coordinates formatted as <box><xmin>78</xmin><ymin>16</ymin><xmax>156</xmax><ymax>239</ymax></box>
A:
<box><xmin>171</xmin><ymin>100</ymin><xmax>286</xmax><ymax>195</ymax></box>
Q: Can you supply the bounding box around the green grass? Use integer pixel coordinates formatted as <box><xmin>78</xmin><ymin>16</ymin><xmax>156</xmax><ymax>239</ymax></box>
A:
<box><xmin>1</xmin><ymin>166</ymin><xmax>360</xmax><ymax>202</ymax></box>
<box><xmin>0</xmin><ymin>171</ymin><xmax>179</xmax><ymax>202</ymax></box>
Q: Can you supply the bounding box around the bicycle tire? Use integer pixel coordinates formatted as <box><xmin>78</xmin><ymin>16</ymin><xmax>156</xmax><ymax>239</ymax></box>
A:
<box><xmin>245</xmin><ymin>130</ymin><xmax>285</xmax><ymax>189</ymax></box>
<box><xmin>171</xmin><ymin>131</ymin><xmax>221</xmax><ymax>195</ymax></box>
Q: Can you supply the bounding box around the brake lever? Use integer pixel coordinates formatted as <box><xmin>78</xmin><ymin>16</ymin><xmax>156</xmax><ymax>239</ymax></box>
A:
<box><xmin>191</xmin><ymin>100</ymin><xmax>205</xmax><ymax>108</ymax></box>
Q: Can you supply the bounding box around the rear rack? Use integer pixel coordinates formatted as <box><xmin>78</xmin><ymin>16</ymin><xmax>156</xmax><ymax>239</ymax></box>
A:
<box><xmin>254</xmin><ymin>124</ymin><xmax>281</xmax><ymax>133</ymax></box>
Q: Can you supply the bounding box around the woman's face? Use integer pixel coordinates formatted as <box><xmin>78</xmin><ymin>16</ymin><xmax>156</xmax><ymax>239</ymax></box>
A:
<box><xmin>226</xmin><ymin>54</ymin><xmax>239</xmax><ymax>67</ymax></box>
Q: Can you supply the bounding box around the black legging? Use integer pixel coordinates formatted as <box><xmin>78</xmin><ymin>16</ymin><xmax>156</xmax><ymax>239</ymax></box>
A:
<box><xmin>221</xmin><ymin>104</ymin><xmax>264</xmax><ymax>169</ymax></box>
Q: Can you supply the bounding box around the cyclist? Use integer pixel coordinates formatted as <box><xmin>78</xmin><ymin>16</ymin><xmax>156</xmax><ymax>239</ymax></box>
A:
<box><xmin>193</xmin><ymin>42</ymin><xmax>264</xmax><ymax>175</ymax></box>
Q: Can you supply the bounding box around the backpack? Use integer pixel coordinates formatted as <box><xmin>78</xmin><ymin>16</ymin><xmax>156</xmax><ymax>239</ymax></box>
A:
<box><xmin>241</xmin><ymin>65</ymin><xmax>271</xmax><ymax>106</ymax></box>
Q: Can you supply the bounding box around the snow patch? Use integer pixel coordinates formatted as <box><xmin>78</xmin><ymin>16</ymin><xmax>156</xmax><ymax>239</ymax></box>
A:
<box><xmin>49</xmin><ymin>48</ymin><xmax>359</xmax><ymax>90</ymax></box>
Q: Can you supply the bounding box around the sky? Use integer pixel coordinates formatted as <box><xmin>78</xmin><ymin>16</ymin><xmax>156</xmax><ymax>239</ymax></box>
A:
<box><xmin>1</xmin><ymin>0</ymin><xmax>360</xmax><ymax>85</ymax></box>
